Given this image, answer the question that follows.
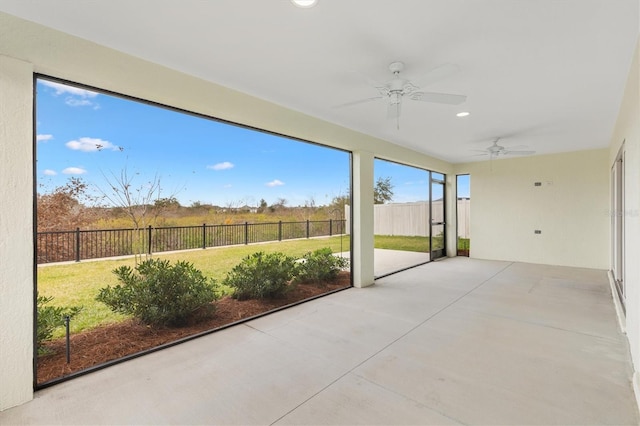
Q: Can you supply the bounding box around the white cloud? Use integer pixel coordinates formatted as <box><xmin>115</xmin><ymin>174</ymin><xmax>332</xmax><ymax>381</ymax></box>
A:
<box><xmin>37</xmin><ymin>134</ymin><xmax>53</xmax><ymax>142</ymax></box>
<box><xmin>42</xmin><ymin>169</ymin><xmax>57</xmax><ymax>176</ymax></box>
<box><xmin>40</xmin><ymin>80</ymin><xmax>100</xmax><ymax>108</ymax></box>
<box><xmin>66</xmin><ymin>137</ymin><xmax>118</xmax><ymax>152</ymax></box>
<box><xmin>62</xmin><ymin>167</ymin><xmax>87</xmax><ymax>175</ymax></box>
<box><xmin>266</xmin><ymin>179</ymin><xmax>284</xmax><ymax>187</ymax></box>
<box><xmin>65</xmin><ymin>98</ymin><xmax>93</xmax><ymax>107</ymax></box>
<box><xmin>40</xmin><ymin>80</ymin><xmax>98</xmax><ymax>98</ymax></box>
<box><xmin>207</xmin><ymin>161</ymin><xmax>234</xmax><ymax>171</ymax></box>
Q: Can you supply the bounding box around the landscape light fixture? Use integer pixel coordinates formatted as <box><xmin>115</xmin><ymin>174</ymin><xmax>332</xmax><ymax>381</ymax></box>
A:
<box><xmin>291</xmin><ymin>0</ymin><xmax>318</xmax><ymax>8</ymax></box>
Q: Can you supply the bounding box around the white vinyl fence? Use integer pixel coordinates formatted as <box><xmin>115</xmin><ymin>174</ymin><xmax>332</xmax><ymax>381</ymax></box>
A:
<box><xmin>345</xmin><ymin>198</ymin><xmax>470</xmax><ymax>238</ymax></box>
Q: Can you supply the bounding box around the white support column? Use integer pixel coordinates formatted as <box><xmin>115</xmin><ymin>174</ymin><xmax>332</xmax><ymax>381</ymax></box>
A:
<box><xmin>352</xmin><ymin>150</ymin><xmax>375</xmax><ymax>288</ymax></box>
<box><xmin>0</xmin><ymin>55</ymin><xmax>34</xmax><ymax>411</ymax></box>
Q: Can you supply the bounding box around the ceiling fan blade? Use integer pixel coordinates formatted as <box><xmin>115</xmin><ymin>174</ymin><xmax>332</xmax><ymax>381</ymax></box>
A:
<box><xmin>350</xmin><ymin>70</ymin><xmax>383</xmax><ymax>88</ymax></box>
<box><xmin>412</xmin><ymin>63</ymin><xmax>461</xmax><ymax>88</ymax></box>
<box><xmin>410</xmin><ymin>91</ymin><xmax>467</xmax><ymax>105</ymax></box>
<box><xmin>503</xmin><ymin>150</ymin><xmax>536</xmax><ymax>155</ymax></box>
<box><xmin>333</xmin><ymin>96</ymin><xmax>384</xmax><ymax>109</ymax></box>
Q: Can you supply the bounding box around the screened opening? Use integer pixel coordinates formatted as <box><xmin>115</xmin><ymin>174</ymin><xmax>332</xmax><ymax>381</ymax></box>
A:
<box><xmin>371</xmin><ymin>159</ymin><xmax>432</xmax><ymax>277</ymax></box>
<box><xmin>456</xmin><ymin>174</ymin><xmax>470</xmax><ymax>257</ymax></box>
<box><xmin>34</xmin><ymin>76</ymin><xmax>352</xmax><ymax>386</ymax></box>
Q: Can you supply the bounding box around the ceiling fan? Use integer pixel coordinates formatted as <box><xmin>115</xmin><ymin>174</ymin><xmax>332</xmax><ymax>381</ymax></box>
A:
<box><xmin>474</xmin><ymin>138</ymin><xmax>536</xmax><ymax>159</ymax></box>
<box><xmin>336</xmin><ymin>61</ymin><xmax>467</xmax><ymax>129</ymax></box>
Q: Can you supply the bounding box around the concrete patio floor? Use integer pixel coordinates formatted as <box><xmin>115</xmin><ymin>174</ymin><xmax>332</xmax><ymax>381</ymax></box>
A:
<box><xmin>373</xmin><ymin>248</ymin><xmax>430</xmax><ymax>277</ymax></box>
<box><xmin>1</xmin><ymin>257</ymin><xmax>637</xmax><ymax>425</ymax></box>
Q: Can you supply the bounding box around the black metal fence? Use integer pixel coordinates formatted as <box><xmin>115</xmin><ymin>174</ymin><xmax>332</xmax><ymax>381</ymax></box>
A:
<box><xmin>36</xmin><ymin>219</ymin><xmax>347</xmax><ymax>264</ymax></box>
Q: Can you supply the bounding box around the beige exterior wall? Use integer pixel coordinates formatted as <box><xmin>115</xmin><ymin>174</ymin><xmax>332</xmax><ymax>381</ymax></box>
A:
<box><xmin>609</xmin><ymin>38</ymin><xmax>640</xmax><ymax>398</ymax></box>
<box><xmin>0</xmin><ymin>54</ymin><xmax>34</xmax><ymax>413</ymax></box>
<box><xmin>455</xmin><ymin>148</ymin><xmax>610</xmax><ymax>269</ymax></box>
<box><xmin>0</xmin><ymin>12</ymin><xmax>454</xmax><ymax>410</ymax></box>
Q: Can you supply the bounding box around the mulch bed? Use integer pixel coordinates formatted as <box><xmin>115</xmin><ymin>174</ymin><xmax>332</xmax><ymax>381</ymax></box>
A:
<box><xmin>37</xmin><ymin>272</ymin><xmax>351</xmax><ymax>384</ymax></box>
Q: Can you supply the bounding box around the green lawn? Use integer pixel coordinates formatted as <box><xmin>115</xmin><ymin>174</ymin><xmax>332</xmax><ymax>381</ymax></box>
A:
<box><xmin>38</xmin><ymin>236</ymin><xmax>351</xmax><ymax>337</ymax></box>
<box><xmin>375</xmin><ymin>235</ymin><xmax>470</xmax><ymax>252</ymax></box>
<box><xmin>457</xmin><ymin>238</ymin><xmax>470</xmax><ymax>250</ymax></box>
<box><xmin>374</xmin><ymin>235</ymin><xmax>430</xmax><ymax>252</ymax></box>
<box><xmin>38</xmin><ymin>233</ymin><xmax>454</xmax><ymax>338</ymax></box>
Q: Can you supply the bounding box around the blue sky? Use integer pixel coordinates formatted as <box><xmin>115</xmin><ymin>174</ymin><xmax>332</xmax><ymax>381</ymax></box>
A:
<box><xmin>36</xmin><ymin>79</ymin><xmax>467</xmax><ymax>207</ymax></box>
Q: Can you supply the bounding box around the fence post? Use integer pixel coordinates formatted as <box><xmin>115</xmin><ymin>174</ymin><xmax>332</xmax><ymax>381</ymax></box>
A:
<box><xmin>202</xmin><ymin>223</ymin><xmax>206</xmax><ymax>249</ymax></box>
<box><xmin>329</xmin><ymin>219</ymin><xmax>333</xmax><ymax>236</ymax></box>
<box><xmin>75</xmin><ymin>227</ymin><xmax>80</xmax><ymax>262</ymax></box>
<box><xmin>245</xmin><ymin>222</ymin><xmax>249</xmax><ymax>245</ymax></box>
<box><xmin>148</xmin><ymin>225</ymin><xmax>153</xmax><ymax>255</ymax></box>
<box><xmin>306</xmin><ymin>220</ymin><xmax>310</xmax><ymax>239</ymax></box>
<box><xmin>278</xmin><ymin>221</ymin><xmax>282</xmax><ymax>241</ymax></box>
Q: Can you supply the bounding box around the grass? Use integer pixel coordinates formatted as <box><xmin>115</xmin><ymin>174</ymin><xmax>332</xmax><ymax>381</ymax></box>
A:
<box><xmin>457</xmin><ymin>238</ymin><xmax>470</xmax><ymax>250</ymax></box>
<box><xmin>37</xmin><ymin>233</ymin><xmax>458</xmax><ymax>338</ymax></box>
<box><xmin>38</xmin><ymin>236</ymin><xmax>351</xmax><ymax>337</ymax></box>
<box><xmin>374</xmin><ymin>235</ymin><xmax>430</xmax><ymax>252</ymax></box>
<box><xmin>375</xmin><ymin>235</ymin><xmax>470</xmax><ymax>252</ymax></box>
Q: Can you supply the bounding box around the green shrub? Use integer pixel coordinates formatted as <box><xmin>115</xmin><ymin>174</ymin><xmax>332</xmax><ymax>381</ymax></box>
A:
<box><xmin>96</xmin><ymin>259</ymin><xmax>218</xmax><ymax>327</ymax></box>
<box><xmin>297</xmin><ymin>247</ymin><xmax>349</xmax><ymax>283</ymax></box>
<box><xmin>223</xmin><ymin>251</ymin><xmax>297</xmax><ymax>300</ymax></box>
<box><xmin>37</xmin><ymin>294</ymin><xmax>82</xmax><ymax>355</ymax></box>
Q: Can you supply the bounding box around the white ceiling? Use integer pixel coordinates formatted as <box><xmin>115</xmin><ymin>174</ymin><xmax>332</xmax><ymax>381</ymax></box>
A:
<box><xmin>0</xmin><ymin>0</ymin><xmax>637</xmax><ymax>163</ymax></box>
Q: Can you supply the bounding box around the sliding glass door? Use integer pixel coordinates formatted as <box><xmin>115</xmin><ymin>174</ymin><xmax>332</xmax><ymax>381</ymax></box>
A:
<box><xmin>611</xmin><ymin>145</ymin><xmax>625</xmax><ymax>310</ymax></box>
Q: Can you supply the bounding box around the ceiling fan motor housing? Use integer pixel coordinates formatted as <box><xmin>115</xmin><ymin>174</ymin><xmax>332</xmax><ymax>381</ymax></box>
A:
<box><xmin>388</xmin><ymin>61</ymin><xmax>405</xmax><ymax>73</ymax></box>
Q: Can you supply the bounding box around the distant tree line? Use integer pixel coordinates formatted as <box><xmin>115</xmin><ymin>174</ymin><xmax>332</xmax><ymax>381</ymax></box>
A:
<box><xmin>36</xmin><ymin>176</ymin><xmax>394</xmax><ymax>233</ymax></box>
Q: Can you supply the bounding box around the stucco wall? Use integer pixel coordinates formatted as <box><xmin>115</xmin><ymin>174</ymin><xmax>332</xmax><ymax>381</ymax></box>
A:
<box><xmin>0</xmin><ymin>55</ymin><xmax>34</xmax><ymax>411</ymax></box>
<box><xmin>455</xmin><ymin>148</ymin><xmax>610</xmax><ymax>269</ymax></box>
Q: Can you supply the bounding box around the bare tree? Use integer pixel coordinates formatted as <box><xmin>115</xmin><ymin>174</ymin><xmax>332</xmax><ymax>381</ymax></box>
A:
<box><xmin>97</xmin><ymin>167</ymin><xmax>164</xmax><ymax>263</ymax></box>
<box><xmin>99</xmin><ymin>168</ymin><xmax>162</xmax><ymax>228</ymax></box>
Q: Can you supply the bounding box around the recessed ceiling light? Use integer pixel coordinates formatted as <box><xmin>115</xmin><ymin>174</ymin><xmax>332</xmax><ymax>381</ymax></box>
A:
<box><xmin>456</xmin><ymin>112</ymin><xmax>470</xmax><ymax>117</ymax></box>
<box><xmin>291</xmin><ymin>0</ymin><xmax>318</xmax><ymax>7</ymax></box>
